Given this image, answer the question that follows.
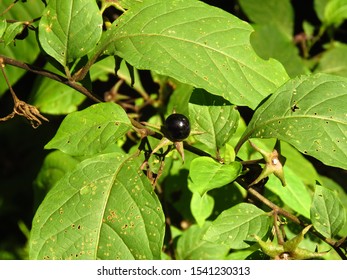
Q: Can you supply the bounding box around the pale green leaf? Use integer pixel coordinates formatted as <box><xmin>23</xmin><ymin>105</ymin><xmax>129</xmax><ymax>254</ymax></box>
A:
<box><xmin>29</xmin><ymin>153</ymin><xmax>165</xmax><ymax>260</ymax></box>
<box><xmin>39</xmin><ymin>0</ymin><xmax>103</xmax><ymax>66</ymax></box>
<box><xmin>176</xmin><ymin>222</ymin><xmax>229</xmax><ymax>260</ymax></box>
<box><xmin>204</xmin><ymin>203</ymin><xmax>271</xmax><ymax>249</ymax></box>
<box><xmin>99</xmin><ymin>0</ymin><xmax>288</xmax><ymax>109</ymax></box>
<box><xmin>311</xmin><ymin>185</ymin><xmax>346</xmax><ymax>238</ymax></box>
<box><xmin>190</xmin><ymin>192</ymin><xmax>214</xmax><ymax>227</ymax></box>
<box><xmin>189</xmin><ymin>157</ymin><xmax>242</xmax><ymax>196</ymax></box>
<box><xmin>324</xmin><ymin>0</ymin><xmax>347</xmax><ymax>27</ymax></box>
<box><xmin>45</xmin><ymin>103</ymin><xmax>132</xmax><ymax>156</ymax></box>
<box><xmin>2</xmin><ymin>22</ymin><xmax>23</xmax><ymax>46</ymax></box>
<box><xmin>237</xmin><ymin>73</ymin><xmax>347</xmax><ymax>170</ymax></box>
<box><xmin>0</xmin><ymin>17</ymin><xmax>6</xmax><ymax>38</ymax></box>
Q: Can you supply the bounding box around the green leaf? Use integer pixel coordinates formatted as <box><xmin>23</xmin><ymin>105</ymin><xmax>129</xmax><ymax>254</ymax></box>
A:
<box><xmin>33</xmin><ymin>150</ymin><xmax>80</xmax><ymax>208</ymax></box>
<box><xmin>315</xmin><ymin>0</ymin><xmax>330</xmax><ymax>22</ymax></box>
<box><xmin>189</xmin><ymin>157</ymin><xmax>242</xmax><ymax>196</ymax></box>
<box><xmin>315</xmin><ymin>42</ymin><xmax>347</xmax><ymax>77</ymax></box>
<box><xmin>310</xmin><ymin>185</ymin><xmax>346</xmax><ymax>238</ymax></box>
<box><xmin>189</xmin><ymin>89</ymin><xmax>240</xmax><ymax>151</ymax></box>
<box><xmin>319</xmin><ymin>176</ymin><xmax>347</xmax><ymax>236</ymax></box>
<box><xmin>29</xmin><ymin>57</ymin><xmax>118</xmax><ymax>115</ymax></box>
<box><xmin>324</xmin><ymin>0</ymin><xmax>347</xmax><ymax>27</ymax></box>
<box><xmin>29</xmin><ymin>63</ymin><xmax>85</xmax><ymax>115</ymax></box>
<box><xmin>34</xmin><ymin>150</ymin><xmax>80</xmax><ymax>193</ymax></box>
<box><xmin>0</xmin><ymin>0</ymin><xmax>43</xmax><ymax>96</ymax></box>
<box><xmin>39</xmin><ymin>0</ymin><xmax>103</xmax><ymax>66</ymax></box>
<box><xmin>265</xmin><ymin>166</ymin><xmax>312</xmax><ymax>218</ymax></box>
<box><xmin>100</xmin><ymin>0</ymin><xmax>288</xmax><ymax>109</ymax></box>
<box><xmin>204</xmin><ymin>203</ymin><xmax>271</xmax><ymax>249</ymax></box>
<box><xmin>190</xmin><ymin>192</ymin><xmax>214</xmax><ymax>227</ymax></box>
<box><xmin>0</xmin><ymin>16</ymin><xmax>6</xmax><ymax>38</ymax></box>
<box><xmin>29</xmin><ymin>153</ymin><xmax>165</xmax><ymax>260</ymax></box>
<box><xmin>2</xmin><ymin>22</ymin><xmax>23</xmax><ymax>46</ymax></box>
<box><xmin>237</xmin><ymin>73</ymin><xmax>347</xmax><ymax>170</ymax></box>
<box><xmin>238</xmin><ymin>0</ymin><xmax>294</xmax><ymax>37</ymax></box>
<box><xmin>280</xmin><ymin>141</ymin><xmax>319</xmax><ymax>187</ymax></box>
<box><xmin>176</xmin><ymin>222</ymin><xmax>229</xmax><ymax>260</ymax></box>
<box><xmin>45</xmin><ymin>103</ymin><xmax>132</xmax><ymax>156</ymax></box>
<box><xmin>166</xmin><ymin>80</ymin><xmax>193</xmax><ymax>118</ymax></box>
<box><xmin>250</xmin><ymin>24</ymin><xmax>308</xmax><ymax>77</ymax></box>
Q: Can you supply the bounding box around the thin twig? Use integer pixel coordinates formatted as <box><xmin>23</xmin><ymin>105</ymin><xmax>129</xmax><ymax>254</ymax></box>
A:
<box><xmin>244</xmin><ymin>184</ymin><xmax>347</xmax><ymax>260</ymax></box>
<box><xmin>0</xmin><ymin>55</ymin><xmax>103</xmax><ymax>103</ymax></box>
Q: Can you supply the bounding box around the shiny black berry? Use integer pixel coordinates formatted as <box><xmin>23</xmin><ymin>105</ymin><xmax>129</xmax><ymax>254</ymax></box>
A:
<box><xmin>165</xmin><ymin>113</ymin><xmax>190</xmax><ymax>142</ymax></box>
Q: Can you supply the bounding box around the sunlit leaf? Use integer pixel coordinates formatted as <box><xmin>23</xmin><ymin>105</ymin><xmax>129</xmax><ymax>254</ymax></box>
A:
<box><xmin>190</xmin><ymin>192</ymin><xmax>214</xmax><ymax>227</ymax></box>
<box><xmin>98</xmin><ymin>0</ymin><xmax>288</xmax><ymax>109</ymax></box>
<box><xmin>29</xmin><ymin>153</ymin><xmax>165</xmax><ymax>260</ymax></box>
<box><xmin>237</xmin><ymin>73</ymin><xmax>347</xmax><ymax>170</ymax></box>
<box><xmin>45</xmin><ymin>103</ymin><xmax>132</xmax><ymax>156</ymax></box>
<box><xmin>204</xmin><ymin>203</ymin><xmax>271</xmax><ymax>249</ymax></box>
<box><xmin>39</xmin><ymin>0</ymin><xmax>103</xmax><ymax>66</ymax></box>
<box><xmin>189</xmin><ymin>157</ymin><xmax>242</xmax><ymax>196</ymax></box>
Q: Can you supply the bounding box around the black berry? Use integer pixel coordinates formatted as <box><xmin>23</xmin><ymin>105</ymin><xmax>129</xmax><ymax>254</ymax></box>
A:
<box><xmin>165</xmin><ymin>113</ymin><xmax>190</xmax><ymax>142</ymax></box>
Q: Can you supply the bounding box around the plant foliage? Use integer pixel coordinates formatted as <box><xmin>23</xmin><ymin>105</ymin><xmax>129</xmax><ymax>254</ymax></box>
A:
<box><xmin>1</xmin><ymin>0</ymin><xmax>347</xmax><ymax>260</ymax></box>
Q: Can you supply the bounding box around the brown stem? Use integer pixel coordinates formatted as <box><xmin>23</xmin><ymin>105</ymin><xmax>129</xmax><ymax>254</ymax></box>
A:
<box><xmin>0</xmin><ymin>55</ymin><xmax>103</xmax><ymax>103</ymax></box>
<box><xmin>273</xmin><ymin>211</ymin><xmax>284</xmax><ymax>245</ymax></box>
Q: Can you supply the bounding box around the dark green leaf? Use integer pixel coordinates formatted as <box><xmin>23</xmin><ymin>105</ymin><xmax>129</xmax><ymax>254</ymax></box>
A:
<box><xmin>310</xmin><ymin>185</ymin><xmax>346</xmax><ymax>238</ymax></box>
<box><xmin>204</xmin><ymin>203</ymin><xmax>271</xmax><ymax>249</ymax></box>
<box><xmin>265</xmin><ymin>166</ymin><xmax>312</xmax><ymax>218</ymax></box>
<box><xmin>45</xmin><ymin>103</ymin><xmax>132</xmax><ymax>156</ymax></box>
<box><xmin>315</xmin><ymin>42</ymin><xmax>347</xmax><ymax>77</ymax></box>
<box><xmin>99</xmin><ymin>0</ymin><xmax>288</xmax><ymax>109</ymax></box>
<box><xmin>176</xmin><ymin>222</ymin><xmax>229</xmax><ymax>260</ymax></box>
<box><xmin>29</xmin><ymin>63</ymin><xmax>85</xmax><ymax>114</ymax></box>
<box><xmin>39</xmin><ymin>0</ymin><xmax>103</xmax><ymax>66</ymax></box>
<box><xmin>237</xmin><ymin>73</ymin><xmax>347</xmax><ymax>170</ymax></box>
<box><xmin>0</xmin><ymin>0</ymin><xmax>43</xmax><ymax>96</ymax></box>
<box><xmin>29</xmin><ymin>153</ymin><xmax>165</xmax><ymax>260</ymax></box>
<box><xmin>319</xmin><ymin>176</ymin><xmax>347</xmax><ymax>236</ymax></box>
<box><xmin>189</xmin><ymin>89</ymin><xmax>240</xmax><ymax>151</ymax></box>
<box><xmin>239</xmin><ymin>0</ymin><xmax>294</xmax><ymax>37</ymax></box>
<box><xmin>250</xmin><ymin>24</ymin><xmax>308</xmax><ymax>77</ymax></box>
